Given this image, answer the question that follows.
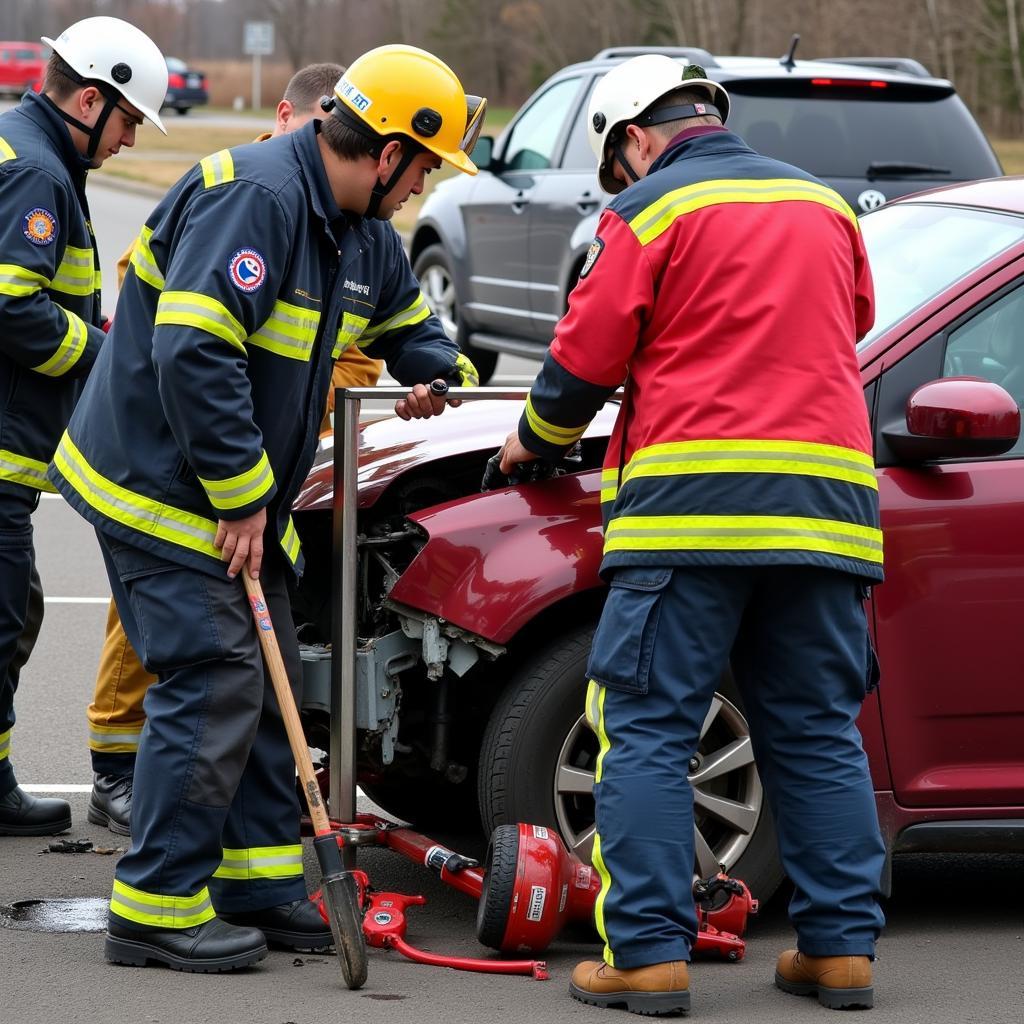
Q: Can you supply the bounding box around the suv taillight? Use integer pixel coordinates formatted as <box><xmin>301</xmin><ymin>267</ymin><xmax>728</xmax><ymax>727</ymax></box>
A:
<box><xmin>167</xmin><ymin>73</ymin><xmax>185</xmax><ymax>89</ymax></box>
<box><xmin>811</xmin><ymin>78</ymin><xmax>888</xmax><ymax>88</ymax></box>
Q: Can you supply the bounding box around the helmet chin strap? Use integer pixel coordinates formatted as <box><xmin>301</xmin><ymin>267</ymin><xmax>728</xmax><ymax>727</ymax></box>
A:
<box><xmin>612</xmin><ymin>139</ymin><xmax>642</xmax><ymax>187</ymax></box>
<box><xmin>365</xmin><ymin>143</ymin><xmax>421</xmax><ymax>219</ymax></box>
<box><xmin>43</xmin><ymin>79</ymin><xmax>120</xmax><ymax>161</ymax></box>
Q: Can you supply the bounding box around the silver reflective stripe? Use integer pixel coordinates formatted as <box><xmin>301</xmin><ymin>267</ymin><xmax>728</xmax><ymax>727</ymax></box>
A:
<box><xmin>629</xmin><ymin>449</ymin><xmax>873</xmax><ymax>475</ymax></box>
<box><xmin>218</xmin><ymin>853</ymin><xmax>302</xmax><ymax>870</ymax></box>
<box><xmin>89</xmin><ymin>729</ymin><xmax>141</xmax><ymax>749</ymax></box>
<box><xmin>111</xmin><ymin>890</ymin><xmax>213</xmax><ymax>922</ymax></box>
<box><xmin>0</xmin><ymin>453</ymin><xmax>48</xmax><ymax>488</ymax></box>
<box><xmin>608</xmin><ymin>524</ymin><xmax>884</xmax><ymax>551</ymax></box>
<box><xmin>206</xmin><ymin>461</ymin><xmax>273</xmax><ymax>503</ymax></box>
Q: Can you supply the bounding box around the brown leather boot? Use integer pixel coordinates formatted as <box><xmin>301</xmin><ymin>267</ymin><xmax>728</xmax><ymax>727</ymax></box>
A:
<box><xmin>775</xmin><ymin>949</ymin><xmax>873</xmax><ymax>1009</ymax></box>
<box><xmin>569</xmin><ymin>959</ymin><xmax>690</xmax><ymax>1016</ymax></box>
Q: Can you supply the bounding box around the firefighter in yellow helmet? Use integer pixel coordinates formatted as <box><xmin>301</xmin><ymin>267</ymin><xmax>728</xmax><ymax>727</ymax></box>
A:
<box><xmin>50</xmin><ymin>45</ymin><xmax>484</xmax><ymax>971</ymax></box>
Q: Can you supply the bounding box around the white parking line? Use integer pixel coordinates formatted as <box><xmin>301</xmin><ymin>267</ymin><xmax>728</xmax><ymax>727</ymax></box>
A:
<box><xmin>44</xmin><ymin>597</ymin><xmax>110</xmax><ymax>604</ymax></box>
<box><xmin>22</xmin><ymin>785</ymin><xmax>93</xmax><ymax>793</ymax></box>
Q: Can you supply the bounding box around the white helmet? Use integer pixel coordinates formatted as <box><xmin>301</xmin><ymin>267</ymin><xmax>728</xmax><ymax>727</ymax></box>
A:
<box><xmin>43</xmin><ymin>16</ymin><xmax>168</xmax><ymax>134</ymax></box>
<box><xmin>587</xmin><ymin>54</ymin><xmax>730</xmax><ymax>193</ymax></box>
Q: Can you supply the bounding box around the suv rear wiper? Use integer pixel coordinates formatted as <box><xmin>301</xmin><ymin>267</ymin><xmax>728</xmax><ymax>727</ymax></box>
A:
<box><xmin>867</xmin><ymin>161</ymin><xmax>951</xmax><ymax>177</ymax></box>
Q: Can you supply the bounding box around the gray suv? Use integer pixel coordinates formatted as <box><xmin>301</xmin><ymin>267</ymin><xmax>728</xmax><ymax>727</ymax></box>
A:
<box><xmin>410</xmin><ymin>46</ymin><xmax>1002</xmax><ymax>382</ymax></box>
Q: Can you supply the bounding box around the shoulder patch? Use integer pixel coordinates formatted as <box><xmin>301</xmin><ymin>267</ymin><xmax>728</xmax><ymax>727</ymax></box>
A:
<box><xmin>23</xmin><ymin>208</ymin><xmax>58</xmax><ymax>247</ymax></box>
<box><xmin>228</xmin><ymin>247</ymin><xmax>267</xmax><ymax>293</ymax></box>
<box><xmin>579</xmin><ymin>237</ymin><xmax>604</xmax><ymax>279</ymax></box>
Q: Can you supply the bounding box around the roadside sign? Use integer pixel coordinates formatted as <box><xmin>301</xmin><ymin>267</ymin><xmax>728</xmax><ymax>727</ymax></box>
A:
<box><xmin>243</xmin><ymin>21</ymin><xmax>274</xmax><ymax>56</ymax></box>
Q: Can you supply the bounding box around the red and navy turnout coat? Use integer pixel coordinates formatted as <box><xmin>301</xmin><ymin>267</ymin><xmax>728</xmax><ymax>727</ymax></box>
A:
<box><xmin>517</xmin><ymin>127</ymin><xmax>882</xmax><ymax>581</ymax></box>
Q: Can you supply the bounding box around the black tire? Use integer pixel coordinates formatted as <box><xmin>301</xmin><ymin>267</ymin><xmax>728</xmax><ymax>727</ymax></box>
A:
<box><xmin>476</xmin><ymin>824</ymin><xmax>520</xmax><ymax>950</ymax></box>
<box><xmin>176</xmin><ymin>107</ymin><xmax>191</xmax><ymax>115</ymax></box>
<box><xmin>412</xmin><ymin>243</ymin><xmax>499</xmax><ymax>385</ymax></box>
<box><xmin>477</xmin><ymin>624</ymin><xmax>785</xmax><ymax>903</ymax></box>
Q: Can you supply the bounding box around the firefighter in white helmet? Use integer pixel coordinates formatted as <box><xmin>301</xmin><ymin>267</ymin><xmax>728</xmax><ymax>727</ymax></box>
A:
<box><xmin>0</xmin><ymin>17</ymin><xmax>167</xmax><ymax>837</ymax></box>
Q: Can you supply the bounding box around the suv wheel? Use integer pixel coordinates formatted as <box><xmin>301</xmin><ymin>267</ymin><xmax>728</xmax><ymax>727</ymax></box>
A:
<box><xmin>413</xmin><ymin>243</ymin><xmax>499</xmax><ymax>385</ymax></box>
<box><xmin>478</xmin><ymin>624</ymin><xmax>785</xmax><ymax>902</ymax></box>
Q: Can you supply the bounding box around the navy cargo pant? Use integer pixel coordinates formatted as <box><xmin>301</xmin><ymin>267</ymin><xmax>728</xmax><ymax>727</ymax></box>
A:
<box><xmin>586</xmin><ymin>563</ymin><xmax>885</xmax><ymax>969</ymax></box>
<box><xmin>0</xmin><ymin>483</ymin><xmax>43</xmax><ymax>795</ymax></box>
<box><xmin>98</xmin><ymin>531</ymin><xmax>307</xmax><ymax>928</ymax></box>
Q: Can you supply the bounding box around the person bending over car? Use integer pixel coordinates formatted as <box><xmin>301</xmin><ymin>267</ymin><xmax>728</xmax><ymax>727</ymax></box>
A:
<box><xmin>500</xmin><ymin>53</ymin><xmax>885</xmax><ymax>1015</ymax></box>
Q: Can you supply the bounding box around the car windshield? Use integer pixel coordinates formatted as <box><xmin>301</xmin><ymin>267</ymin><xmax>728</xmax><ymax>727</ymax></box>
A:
<box><xmin>726</xmin><ymin>86</ymin><xmax>999</xmax><ymax>180</ymax></box>
<box><xmin>857</xmin><ymin>204</ymin><xmax>1024</xmax><ymax>346</ymax></box>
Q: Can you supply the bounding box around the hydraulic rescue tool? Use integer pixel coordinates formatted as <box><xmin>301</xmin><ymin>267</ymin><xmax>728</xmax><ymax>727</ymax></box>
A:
<box><xmin>302</xmin><ymin>384</ymin><xmax>760</xmax><ymax>986</ymax></box>
<box><xmin>243</xmin><ymin>574</ymin><xmax>368</xmax><ymax>989</ymax></box>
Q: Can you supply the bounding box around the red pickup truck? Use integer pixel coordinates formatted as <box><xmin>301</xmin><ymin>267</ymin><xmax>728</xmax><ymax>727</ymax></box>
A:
<box><xmin>0</xmin><ymin>42</ymin><xmax>46</xmax><ymax>97</ymax></box>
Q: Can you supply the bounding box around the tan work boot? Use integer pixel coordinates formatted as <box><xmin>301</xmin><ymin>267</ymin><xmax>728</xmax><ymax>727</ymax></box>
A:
<box><xmin>569</xmin><ymin>959</ymin><xmax>690</xmax><ymax>1016</ymax></box>
<box><xmin>774</xmin><ymin>949</ymin><xmax>873</xmax><ymax>1009</ymax></box>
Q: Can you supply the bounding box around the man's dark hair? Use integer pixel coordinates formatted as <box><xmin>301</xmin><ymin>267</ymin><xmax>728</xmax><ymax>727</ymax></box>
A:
<box><xmin>283</xmin><ymin>62</ymin><xmax>345</xmax><ymax>114</ymax></box>
<box><xmin>645</xmin><ymin>86</ymin><xmax>722</xmax><ymax>138</ymax></box>
<box><xmin>43</xmin><ymin>53</ymin><xmax>87</xmax><ymax>101</ymax></box>
<box><xmin>320</xmin><ymin>113</ymin><xmax>385</xmax><ymax>160</ymax></box>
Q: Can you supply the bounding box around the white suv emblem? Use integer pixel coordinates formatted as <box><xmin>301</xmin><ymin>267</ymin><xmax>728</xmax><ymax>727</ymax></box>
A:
<box><xmin>858</xmin><ymin>189</ymin><xmax>886</xmax><ymax>212</ymax></box>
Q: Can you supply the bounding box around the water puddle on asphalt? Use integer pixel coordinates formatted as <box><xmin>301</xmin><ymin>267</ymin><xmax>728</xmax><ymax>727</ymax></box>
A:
<box><xmin>0</xmin><ymin>897</ymin><xmax>108</xmax><ymax>932</ymax></box>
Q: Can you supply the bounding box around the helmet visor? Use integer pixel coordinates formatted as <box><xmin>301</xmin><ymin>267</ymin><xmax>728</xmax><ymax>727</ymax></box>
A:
<box><xmin>460</xmin><ymin>95</ymin><xmax>487</xmax><ymax>157</ymax></box>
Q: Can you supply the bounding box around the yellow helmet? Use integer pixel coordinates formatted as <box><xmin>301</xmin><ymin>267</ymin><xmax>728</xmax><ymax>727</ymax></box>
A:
<box><xmin>332</xmin><ymin>44</ymin><xmax>485</xmax><ymax>175</ymax></box>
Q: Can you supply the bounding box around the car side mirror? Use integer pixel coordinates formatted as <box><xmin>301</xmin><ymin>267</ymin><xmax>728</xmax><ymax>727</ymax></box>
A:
<box><xmin>883</xmin><ymin>376</ymin><xmax>1021</xmax><ymax>462</ymax></box>
<box><xmin>471</xmin><ymin>135</ymin><xmax>495</xmax><ymax>171</ymax></box>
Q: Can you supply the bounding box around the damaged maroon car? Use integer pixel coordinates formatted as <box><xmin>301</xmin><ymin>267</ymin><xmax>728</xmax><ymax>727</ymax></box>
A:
<box><xmin>290</xmin><ymin>177</ymin><xmax>1024</xmax><ymax>902</ymax></box>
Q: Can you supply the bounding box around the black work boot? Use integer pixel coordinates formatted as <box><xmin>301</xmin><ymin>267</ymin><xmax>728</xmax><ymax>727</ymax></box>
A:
<box><xmin>87</xmin><ymin>773</ymin><xmax>132</xmax><ymax>836</ymax></box>
<box><xmin>220</xmin><ymin>898</ymin><xmax>333</xmax><ymax>952</ymax></box>
<box><xmin>105</xmin><ymin>914</ymin><xmax>267</xmax><ymax>972</ymax></box>
<box><xmin>0</xmin><ymin>784</ymin><xmax>72</xmax><ymax>836</ymax></box>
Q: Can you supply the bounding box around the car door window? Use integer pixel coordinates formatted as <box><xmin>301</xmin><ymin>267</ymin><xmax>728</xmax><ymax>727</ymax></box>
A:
<box><xmin>561</xmin><ymin>78</ymin><xmax>599</xmax><ymax>170</ymax></box>
<box><xmin>502</xmin><ymin>77</ymin><xmax>581</xmax><ymax>172</ymax></box>
<box><xmin>944</xmin><ymin>285</ymin><xmax>1024</xmax><ymax>456</ymax></box>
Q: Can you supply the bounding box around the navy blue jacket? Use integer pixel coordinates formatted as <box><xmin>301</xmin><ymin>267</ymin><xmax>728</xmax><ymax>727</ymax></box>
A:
<box><xmin>50</xmin><ymin>122</ymin><xmax>469</xmax><ymax>575</ymax></box>
<box><xmin>0</xmin><ymin>92</ymin><xmax>104</xmax><ymax>492</ymax></box>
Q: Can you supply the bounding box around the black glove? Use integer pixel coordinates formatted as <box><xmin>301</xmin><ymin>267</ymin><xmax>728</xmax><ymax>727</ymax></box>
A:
<box><xmin>480</xmin><ymin>441</ymin><xmax>584</xmax><ymax>492</ymax></box>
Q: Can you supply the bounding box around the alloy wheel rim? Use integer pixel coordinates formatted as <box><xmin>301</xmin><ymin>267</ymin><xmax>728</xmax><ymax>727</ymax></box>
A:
<box><xmin>420</xmin><ymin>263</ymin><xmax>458</xmax><ymax>339</ymax></box>
<box><xmin>552</xmin><ymin>692</ymin><xmax>763</xmax><ymax>879</ymax></box>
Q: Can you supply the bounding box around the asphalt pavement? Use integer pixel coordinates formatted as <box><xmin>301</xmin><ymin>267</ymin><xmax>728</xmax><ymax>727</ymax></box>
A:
<box><xmin>1</xmin><ymin>178</ymin><xmax>1023</xmax><ymax>1024</ymax></box>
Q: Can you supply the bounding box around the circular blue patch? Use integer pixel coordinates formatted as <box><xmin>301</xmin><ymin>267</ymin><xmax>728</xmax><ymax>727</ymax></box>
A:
<box><xmin>227</xmin><ymin>247</ymin><xmax>267</xmax><ymax>293</ymax></box>
<box><xmin>23</xmin><ymin>207</ymin><xmax>58</xmax><ymax>247</ymax></box>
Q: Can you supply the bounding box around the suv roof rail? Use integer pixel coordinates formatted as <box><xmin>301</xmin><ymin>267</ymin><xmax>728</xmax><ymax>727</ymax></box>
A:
<box><xmin>817</xmin><ymin>56</ymin><xmax>933</xmax><ymax>78</ymax></box>
<box><xmin>592</xmin><ymin>45</ymin><xmax>719</xmax><ymax>67</ymax></box>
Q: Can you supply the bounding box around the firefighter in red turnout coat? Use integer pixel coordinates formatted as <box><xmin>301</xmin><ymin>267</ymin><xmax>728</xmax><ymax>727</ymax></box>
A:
<box><xmin>500</xmin><ymin>55</ymin><xmax>886</xmax><ymax>1015</ymax></box>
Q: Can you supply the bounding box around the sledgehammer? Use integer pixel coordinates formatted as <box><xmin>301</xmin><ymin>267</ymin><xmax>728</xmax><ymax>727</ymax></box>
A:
<box><xmin>243</xmin><ymin>573</ymin><xmax>368</xmax><ymax>989</ymax></box>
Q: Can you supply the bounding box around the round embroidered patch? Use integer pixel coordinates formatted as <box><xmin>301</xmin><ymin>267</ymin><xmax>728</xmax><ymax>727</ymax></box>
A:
<box><xmin>227</xmin><ymin>247</ymin><xmax>267</xmax><ymax>293</ymax></box>
<box><xmin>23</xmin><ymin>207</ymin><xmax>58</xmax><ymax>247</ymax></box>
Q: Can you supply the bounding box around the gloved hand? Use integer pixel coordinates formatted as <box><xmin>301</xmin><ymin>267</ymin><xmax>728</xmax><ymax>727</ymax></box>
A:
<box><xmin>481</xmin><ymin>441</ymin><xmax>583</xmax><ymax>491</ymax></box>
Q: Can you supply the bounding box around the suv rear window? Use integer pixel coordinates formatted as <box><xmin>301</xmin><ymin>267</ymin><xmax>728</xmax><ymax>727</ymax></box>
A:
<box><xmin>725</xmin><ymin>81</ymin><xmax>998</xmax><ymax>180</ymax></box>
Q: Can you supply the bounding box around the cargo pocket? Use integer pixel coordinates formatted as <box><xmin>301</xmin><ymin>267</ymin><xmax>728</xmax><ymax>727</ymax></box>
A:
<box><xmin>586</xmin><ymin>567</ymin><xmax>672</xmax><ymax>695</ymax></box>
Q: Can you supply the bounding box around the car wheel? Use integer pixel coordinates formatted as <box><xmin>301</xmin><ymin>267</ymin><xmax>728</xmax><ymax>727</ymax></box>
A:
<box><xmin>413</xmin><ymin>243</ymin><xmax>499</xmax><ymax>385</ymax></box>
<box><xmin>176</xmin><ymin>107</ymin><xmax>190</xmax><ymax>115</ymax></box>
<box><xmin>478</xmin><ymin>623</ymin><xmax>785</xmax><ymax>902</ymax></box>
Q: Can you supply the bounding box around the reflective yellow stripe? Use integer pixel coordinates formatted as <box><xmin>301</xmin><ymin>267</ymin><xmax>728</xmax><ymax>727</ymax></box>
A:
<box><xmin>50</xmin><ymin>244</ymin><xmax>95</xmax><ymax>297</ymax></box>
<box><xmin>332</xmin><ymin>312</ymin><xmax>370</xmax><ymax>358</ymax></box>
<box><xmin>280</xmin><ymin>516</ymin><xmax>301</xmax><ymax>566</ymax></box>
<box><xmin>454</xmin><ymin>352</ymin><xmax>479</xmax><ymax>388</ymax></box>
<box><xmin>359</xmin><ymin>293</ymin><xmax>430</xmax><ymax>345</ymax></box>
<box><xmin>601</xmin><ymin>438</ymin><xmax>878</xmax><ymax>501</ymax></box>
<box><xmin>604</xmin><ymin>514</ymin><xmax>884</xmax><ymax>563</ymax></box>
<box><xmin>0</xmin><ymin>728</ymin><xmax>10</xmax><ymax>761</ymax></box>
<box><xmin>33</xmin><ymin>306</ymin><xmax>89</xmax><ymax>377</ymax></box>
<box><xmin>200</xmin><ymin>149</ymin><xmax>235</xmax><ymax>189</ymax></box>
<box><xmin>156</xmin><ymin>290</ymin><xmax>247</xmax><ymax>353</ymax></box>
<box><xmin>130</xmin><ymin>226</ymin><xmax>164</xmax><ymax>290</ymax></box>
<box><xmin>110</xmin><ymin>880</ymin><xmax>215</xmax><ymax>929</ymax></box>
<box><xmin>592</xmin><ymin>831</ymin><xmax>615</xmax><ymax>967</ymax></box>
<box><xmin>0</xmin><ymin>449</ymin><xmax>57</xmax><ymax>492</ymax></box>
<box><xmin>0</xmin><ymin>136</ymin><xmax>16</xmax><ymax>163</ymax></box>
<box><xmin>584</xmin><ymin>682</ymin><xmax>615</xmax><ymax>965</ymax></box>
<box><xmin>525</xmin><ymin>395</ymin><xmax>588</xmax><ymax>447</ymax></box>
<box><xmin>88</xmin><ymin>724</ymin><xmax>142</xmax><ymax>754</ymax></box>
<box><xmin>629</xmin><ymin>177</ymin><xmax>858</xmax><ymax>246</ymax></box>
<box><xmin>0</xmin><ymin>263</ymin><xmax>47</xmax><ymax>297</ymax></box>
<box><xmin>249</xmin><ymin>299</ymin><xmax>320</xmax><ymax>360</ymax></box>
<box><xmin>198</xmin><ymin>451</ymin><xmax>274</xmax><ymax>511</ymax></box>
<box><xmin>54</xmin><ymin>432</ymin><xmax>221</xmax><ymax>559</ymax></box>
<box><xmin>213</xmin><ymin>844</ymin><xmax>304</xmax><ymax>880</ymax></box>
